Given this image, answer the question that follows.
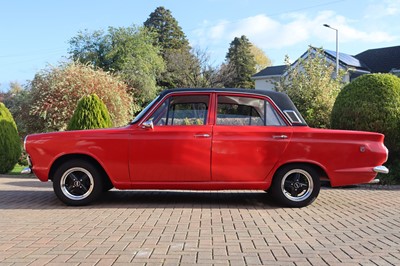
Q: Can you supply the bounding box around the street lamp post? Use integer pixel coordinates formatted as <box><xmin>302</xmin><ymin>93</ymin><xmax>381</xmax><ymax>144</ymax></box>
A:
<box><xmin>323</xmin><ymin>24</ymin><xmax>339</xmax><ymax>77</ymax></box>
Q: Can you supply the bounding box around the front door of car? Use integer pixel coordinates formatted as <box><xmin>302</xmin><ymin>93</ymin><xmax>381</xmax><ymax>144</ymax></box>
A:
<box><xmin>211</xmin><ymin>94</ymin><xmax>293</xmax><ymax>182</ymax></box>
<box><xmin>130</xmin><ymin>93</ymin><xmax>212</xmax><ymax>182</ymax></box>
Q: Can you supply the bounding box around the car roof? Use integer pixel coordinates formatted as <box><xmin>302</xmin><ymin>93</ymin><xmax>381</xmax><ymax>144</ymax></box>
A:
<box><xmin>160</xmin><ymin>88</ymin><xmax>307</xmax><ymax>126</ymax></box>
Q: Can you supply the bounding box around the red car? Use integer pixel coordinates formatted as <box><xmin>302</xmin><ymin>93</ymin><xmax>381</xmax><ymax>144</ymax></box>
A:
<box><xmin>23</xmin><ymin>88</ymin><xmax>389</xmax><ymax>207</ymax></box>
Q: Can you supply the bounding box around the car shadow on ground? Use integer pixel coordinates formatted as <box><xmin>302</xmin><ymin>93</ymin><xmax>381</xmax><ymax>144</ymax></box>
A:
<box><xmin>97</xmin><ymin>190</ymin><xmax>279</xmax><ymax>209</ymax></box>
<box><xmin>0</xmin><ymin>179</ymin><xmax>281</xmax><ymax>210</ymax></box>
<box><xmin>3</xmin><ymin>178</ymin><xmax>397</xmax><ymax>210</ymax></box>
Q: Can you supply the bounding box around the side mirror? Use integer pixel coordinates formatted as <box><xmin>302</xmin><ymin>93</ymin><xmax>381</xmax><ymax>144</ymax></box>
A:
<box><xmin>142</xmin><ymin>120</ymin><xmax>154</xmax><ymax>129</ymax></box>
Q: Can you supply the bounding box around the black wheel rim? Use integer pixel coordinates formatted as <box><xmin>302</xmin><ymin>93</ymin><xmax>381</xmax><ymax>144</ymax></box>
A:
<box><xmin>60</xmin><ymin>167</ymin><xmax>94</xmax><ymax>200</ymax></box>
<box><xmin>281</xmin><ymin>169</ymin><xmax>313</xmax><ymax>202</ymax></box>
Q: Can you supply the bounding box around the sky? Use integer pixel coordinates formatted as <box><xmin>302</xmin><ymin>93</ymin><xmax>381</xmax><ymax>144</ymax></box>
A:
<box><xmin>1</xmin><ymin>0</ymin><xmax>399</xmax><ymax>91</ymax></box>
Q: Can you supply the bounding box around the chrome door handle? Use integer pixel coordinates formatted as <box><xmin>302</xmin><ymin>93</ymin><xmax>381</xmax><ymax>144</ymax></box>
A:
<box><xmin>272</xmin><ymin>135</ymin><xmax>288</xmax><ymax>139</ymax></box>
<box><xmin>194</xmin><ymin>134</ymin><xmax>210</xmax><ymax>138</ymax></box>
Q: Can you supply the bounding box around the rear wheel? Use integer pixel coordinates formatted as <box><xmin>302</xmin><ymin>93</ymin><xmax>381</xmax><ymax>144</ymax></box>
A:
<box><xmin>53</xmin><ymin>160</ymin><xmax>104</xmax><ymax>206</ymax></box>
<box><xmin>270</xmin><ymin>164</ymin><xmax>320</xmax><ymax>208</ymax></box>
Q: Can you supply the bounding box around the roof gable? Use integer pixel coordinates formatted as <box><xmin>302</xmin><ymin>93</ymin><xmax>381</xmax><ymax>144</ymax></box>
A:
<box><xmin>295</xmin><ymin>47</ymin><xmax>368</xmax><ymax>70</ymax></box>
<box><xmin>355</xmin><ymin>45</ymin><xmax>400</xmax><ymax>73</ymax></box>
<box><xmin>252</xmin><ymin>65</ymin><xmax>286</xmax><ymax>78</ymax></box>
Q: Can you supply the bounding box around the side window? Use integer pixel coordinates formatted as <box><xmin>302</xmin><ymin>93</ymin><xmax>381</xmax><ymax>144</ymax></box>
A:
<box><xmin>265</xmin><ymin>101</ymin><xmax>286</xmax><ymax>126</ymax></box>
<box><xmin>216</xmin><ymin>95</ymin><xmax>286</xmax><ymax>126</ymax></box>
<box><xmin>149</xmin><ymin>95</ymin><xmax>209</xmax><ymax>126</ymax></box>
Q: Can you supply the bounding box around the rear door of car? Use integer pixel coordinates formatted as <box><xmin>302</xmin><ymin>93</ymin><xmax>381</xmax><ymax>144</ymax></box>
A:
<box><xmin>211</xmin><ymin>93</ymin><xmax>293</xmax><ymax>182</ymax></box>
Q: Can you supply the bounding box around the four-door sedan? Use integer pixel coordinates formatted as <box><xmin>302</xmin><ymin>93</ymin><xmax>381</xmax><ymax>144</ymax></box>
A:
<box><xmin>23</xmin><ymin>88</ymin><xmax>389</xmax><ymax>207</ymax></box>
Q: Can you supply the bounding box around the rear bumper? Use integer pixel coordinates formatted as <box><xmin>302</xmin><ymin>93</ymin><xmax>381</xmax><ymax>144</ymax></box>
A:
<box><xmin>373</xmin><ymin>166</ymin><xmax>389</xmax><ymax>174</ymax></box>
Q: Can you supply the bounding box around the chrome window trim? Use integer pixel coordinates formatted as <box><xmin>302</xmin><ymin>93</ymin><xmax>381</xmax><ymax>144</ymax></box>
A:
<box><xmin>137</xmin><ymin>90</ymin><xmax>301</xmax><ymax>127</ymax></box>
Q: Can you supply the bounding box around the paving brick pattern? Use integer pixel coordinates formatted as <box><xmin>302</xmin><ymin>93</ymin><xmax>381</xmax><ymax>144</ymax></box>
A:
<box><xmin>0</xmin><ymin>176</ymin><xmax>399</xmax><ymax>265</ymax></box>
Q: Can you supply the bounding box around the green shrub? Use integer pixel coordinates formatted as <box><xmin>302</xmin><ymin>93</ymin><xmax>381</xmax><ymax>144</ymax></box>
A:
<box><xmin>331</xmin><ymin>73</ymin><xmax>400</xmax><ymax>157</ymax></box>
<box><xmin>67</xmin><ymin>94</ymin><xmax>112</xmax><ymax>130</ymax></box>
<box><xmin>0</xmin><ymin>102</ymin><xmax>21</xmax><ymax>174</ymax></box>
<box><xmin>275</xmin><ymin>47</ymin><xmax>345</xmax><ymax>128</ymax></box>
<box><xmin>29</xmin><ymin>62</ymin><xmax>132</xmax><ymax>132</ymax></box>
<box><xmin>4</xmin><ymin>87</ymin><xmax>43</xmax><ymax>137</ymax></box>
<box><xmin>378</xmin><ymin>158</ymin><xmax>400</xmax><ymax>185</ymax></box>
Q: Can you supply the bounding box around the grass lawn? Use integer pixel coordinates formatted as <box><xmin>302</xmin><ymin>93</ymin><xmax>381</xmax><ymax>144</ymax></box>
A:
<box><xmin>7</xmin><ymin>164</ymin><xmax>28</xmax><ymax>175</ymax></box>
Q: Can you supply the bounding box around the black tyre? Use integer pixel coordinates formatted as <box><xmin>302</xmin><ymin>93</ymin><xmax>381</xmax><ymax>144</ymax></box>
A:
<box><xmin>270</xmin><ymin>164</ymin><xmax>320</xmax><ymax>208</ymax></box>
<box><xmin>103</xmin><ymin>179</ymin><xmax>114</xmax><ymax>192</ymax></box>
<box><xmin>53</xmin><ymin>159</ymin><xmax>104</xmax><ymax>206</ymax></box>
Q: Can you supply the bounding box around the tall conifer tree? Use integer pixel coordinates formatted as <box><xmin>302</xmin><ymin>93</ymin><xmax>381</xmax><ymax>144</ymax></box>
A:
<box><xmin>225</xmin><ymin>35</ymin><xmax>256</xmax><ymax>89</ymax></box>
<box><xmin>144</xmin><ymin>6</ymin><xmax>189</xmax><ymax>52</ymax></box>
<box><xmin>144</xmin><ymin>6</ymin><xmax>200</xmax><ymax>89</ymax></box>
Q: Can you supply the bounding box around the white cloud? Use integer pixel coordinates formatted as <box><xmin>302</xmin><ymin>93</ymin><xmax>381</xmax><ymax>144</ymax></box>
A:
<box><xmin>364</xmin><ymin>0</ymin><xmax>400</xmax><ymax>18</ymax></box>
<box><xmin>337</xmin><ymin>25</ymin><xmax>396</xmax><ymax>43</ymax></box>
<box><xmin>192</xmin><ymin>10</ymin><xmax>396</xmax><ymax>52</ymax></box>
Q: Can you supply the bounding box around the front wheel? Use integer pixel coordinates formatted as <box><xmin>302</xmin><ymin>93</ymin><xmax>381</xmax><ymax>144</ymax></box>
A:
<box><xmin>270</xmin><ymin>164</ymin><xmax>320</xmax><ymax>208</ymax></box>
<box><xmin>53</xmin><ymin>160</ymin><xmax>104</xmax><ymax>206</ymax></box>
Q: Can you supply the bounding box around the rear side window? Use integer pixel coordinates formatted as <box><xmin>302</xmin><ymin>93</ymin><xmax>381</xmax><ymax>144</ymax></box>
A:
<box><xmin>216</xmin><ymin>95</ymin><xmax>286</xmax><ymax>126</ymax></box>
<box><xmin>283</xmin><ymin>110</ymin><xmax>303</xmax><ymax>124</ymax></box>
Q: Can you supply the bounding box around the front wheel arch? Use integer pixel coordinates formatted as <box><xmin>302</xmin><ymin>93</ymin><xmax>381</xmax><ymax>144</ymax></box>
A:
<box><xmin>49</xmin><ymin>154</ymin><xmax>113</xmax><ymax>189</ymax></box>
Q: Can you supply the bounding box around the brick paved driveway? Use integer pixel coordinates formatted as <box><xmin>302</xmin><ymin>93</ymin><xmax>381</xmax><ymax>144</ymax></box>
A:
<box><xmin>0</xmin><ymin>176</ymin><xmax>399</xmax><ymax>266</ymax></box>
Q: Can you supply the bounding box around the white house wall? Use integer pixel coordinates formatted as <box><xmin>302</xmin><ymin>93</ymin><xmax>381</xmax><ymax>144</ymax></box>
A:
<box><xmin>254</xmin><ymin>77</ymin><xmax>279</xmax><ymax>91</ymax></box>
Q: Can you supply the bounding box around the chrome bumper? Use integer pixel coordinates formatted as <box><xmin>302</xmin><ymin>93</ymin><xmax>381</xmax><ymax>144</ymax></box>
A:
<box><xmin>21</xmin><ymin>155</ymin><xmax>32</xmax><ymax>174</ymax></box>
<box><xmin>21</xmin><ymin>167</ymin><xmax>32</xmax><ymax>174</ymax></box>
<box><xmin>368</xmin><ymin>179</ymin><xmax>380</xmax><ymax>184</ymax></box>
<box><xmin>373</xmin><ymin>166</ymin><xmax>389</xmax><ymax>174</ymax></box>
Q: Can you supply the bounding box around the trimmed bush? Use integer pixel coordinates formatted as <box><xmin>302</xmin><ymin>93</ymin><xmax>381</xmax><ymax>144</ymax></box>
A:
<box><xmin>0</xmin><ymin>102</ymin><xmax>21</xmax><ymax>174</ymax></box>
<box><xmin>67</xmin><ymin>94</ymin><xmax>112</xmax><ymax>130</ymax></box>
<box><xmin>331</xmin><ymin>73</ymin><xmax>400</xmax><ymax>156</ymax></box>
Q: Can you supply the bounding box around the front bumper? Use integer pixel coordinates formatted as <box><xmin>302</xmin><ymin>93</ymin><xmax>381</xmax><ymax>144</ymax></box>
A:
<box><xmin>21</xmin><ymin>167</ymin><xmax>32</xmax><ymax>174</ymax></box>
<box><xmin>21</xmin><ymin>155</ymin><xmax>32</xmax><ymax>174</ymax></box>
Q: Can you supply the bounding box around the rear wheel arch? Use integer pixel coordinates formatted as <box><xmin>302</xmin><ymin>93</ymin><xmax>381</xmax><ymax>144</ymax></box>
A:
<box><xmin>274</xmin><ymin>162</ymin><xmax>329</xmax><ymax>183</ymax></box>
